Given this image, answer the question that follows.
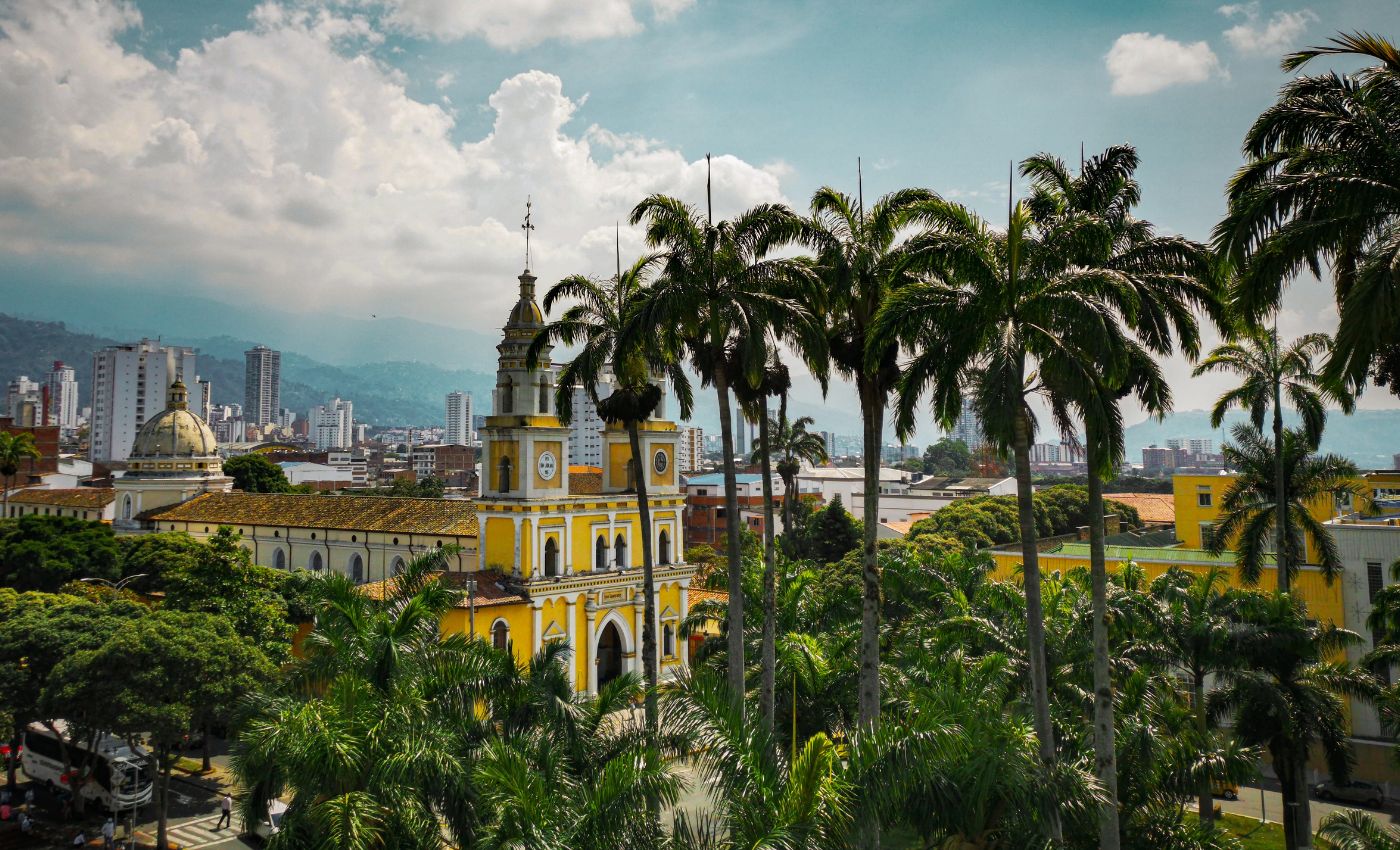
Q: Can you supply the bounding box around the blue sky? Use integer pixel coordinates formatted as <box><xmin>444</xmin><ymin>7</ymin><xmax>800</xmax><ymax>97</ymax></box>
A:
<box><xmin>2</xmin><ymin>0</ymin><xmax>1398</xmax><ymax>433</ymax></box>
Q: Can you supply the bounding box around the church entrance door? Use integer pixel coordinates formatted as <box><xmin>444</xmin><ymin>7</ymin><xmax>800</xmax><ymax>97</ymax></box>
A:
<box><xmin>596</xmin><ymin>622</ymin><xmax>624</xmax><ymax>688</ymax></box>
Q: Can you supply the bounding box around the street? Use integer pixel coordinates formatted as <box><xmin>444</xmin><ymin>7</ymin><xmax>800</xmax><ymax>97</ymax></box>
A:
<box><xmin>1219</xmin><ymin>780</ymin><xmax>1400</xmax><ymax>832</ymax></box>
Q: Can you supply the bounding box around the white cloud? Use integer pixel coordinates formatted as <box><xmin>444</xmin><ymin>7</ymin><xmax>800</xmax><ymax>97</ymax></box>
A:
<box><xmin>433</xmin><ymin>71</ymin><xmax>455</xmax><ymax>89</ymax></box>
<box><xmin>360</xmin><ymin>0</ymin><xmax>693</xmax><ymax>50</ymax></box>
<box><xmin>1218</xmin><ymin>3</ymin><xmax>1316</xmax><ymax>55</ymax></box>
<box><xmin>0</xmin><ymin>0</ymin><xmax>785</xmax><ymax>328</ymax></box>
<box><xmin>1105</xmin><ymin>32</ymin><xmax>1224</xmax><ymax>96</ymax></box>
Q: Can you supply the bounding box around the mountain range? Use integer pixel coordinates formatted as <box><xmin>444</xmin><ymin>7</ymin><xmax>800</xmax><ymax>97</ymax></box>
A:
<box><xmin>1123</xmin><ymin>408</ymin><xmax>1400</xmax><ymax>469</ymax></box>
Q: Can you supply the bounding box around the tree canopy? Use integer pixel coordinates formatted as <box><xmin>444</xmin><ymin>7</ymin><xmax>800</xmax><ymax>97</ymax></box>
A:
<box><xmin>0</xmin><ymin>515</ymin><xmax>119</xmax><ymax>592</ymax></box>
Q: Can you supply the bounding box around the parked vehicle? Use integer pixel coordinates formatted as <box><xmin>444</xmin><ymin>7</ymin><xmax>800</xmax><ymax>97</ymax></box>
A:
<box><xmin>1315</xmin><ymin>779</ymin><xmax>1385</xmax><ymax>807</ymax></box>
<box><xmin>1212</xmin><ymin>780</ymin><xmax>1239</xmax><ymax>800</ymax></box>
<box><xmin>21</xmin><ymin>722</ymin><xmax>152</xmax><ymax>811</ymax></box>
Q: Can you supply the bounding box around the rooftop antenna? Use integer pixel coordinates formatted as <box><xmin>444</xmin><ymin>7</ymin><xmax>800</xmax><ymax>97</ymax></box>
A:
<box><xmin>615</xmin><ymin>221</ymin><xmax>624</xmax><ymax>314</ymax></box>
<box><xmin>521</xmin><ymin>196</ymin><xmax>535</xmax><ymax>271</ymax></box>
<box><xmin>1007</xmin><ymin>160</ymin><xmax>1014</xmax><ymax>227</ymax></box>
<box><xmin>857</xmin><ymin>156</ymin><xmax>865</xmax><ymax>227</ymax></box>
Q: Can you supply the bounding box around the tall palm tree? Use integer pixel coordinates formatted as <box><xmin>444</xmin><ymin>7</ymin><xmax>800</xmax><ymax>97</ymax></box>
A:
<box><xmin>1208</xmin><ymin>422</ymin><xmax>1364</xmax><ymax>586</ymax></box>
<box><xmin>528</xmin><ymin>253</ymin><xmax>693</xmax><ymax>734</ymax></box>
<box><xmin>631</xmin><ymin>194</ymin><xmax>817</xmax><ymax>708</ymax></box>
<box><xmin>802</xmin><ymin>184</ymin><xmax>942</xmax><ymax>727</ymax></box>
<box><xmin>0</xmin><ymin>431</ymin><xmax>41</xmax><ymax>519</ymax></box>
<box><xmin>1149</xmin><ymin>566</ymin><xmax>1242</xmax><ymax>825</ymax></box>
<box><xmin>1022</xmin><ymin>144</ymin><xmax>1218</xmax><ymax>849</ymax></box>
<box><xmin>760</xmin><ymin>414</ymin><xmax>828</xmax><ymax>537</ymax></box>
<box><xmin>874</xmin><ymin>192</ymin><xmax>1142</xmax><ymax>844</ymax></box>
<box><xmin>1213</xmin><ymin>32</ymin><xmax>1400</xmax><ymax>392</ymax></box>
<box><xmin>1194</xmin><ymin>327</ymin><xmax>1352</xmax><ymax>591</ymax></box>
<box><xmin>1210</xmin><ymin>592</ymin><xmax>1380</xmax><ymax>850</ymax></box>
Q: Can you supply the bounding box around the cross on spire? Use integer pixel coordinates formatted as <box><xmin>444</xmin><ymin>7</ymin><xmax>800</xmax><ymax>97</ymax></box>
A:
<box><xmin>521</xmin><ymin>196</ymin><xmax>536</xmax><ymax>271</ymax></box>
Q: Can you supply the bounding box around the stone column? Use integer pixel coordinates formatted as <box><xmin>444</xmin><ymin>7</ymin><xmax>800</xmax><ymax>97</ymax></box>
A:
<box><xmin>585</xmin><ymin>600</ymin><xmax>599</xmax><ymax>695</ymax></box>
<box><xmin>679</xmin><ymin>579</ymin><xmax>691</xmax><ymax>666</ymax></box>
<box><xmin>632</xmin><ymin>597</ymin><xmax>645</xmax><ymax>676</ymax></box>
<box><xmin>566</xmin><ymin>594</ymin><xmax>579</xmax><ymax>692</ymax></box>
<box><xmin>531</xmin><ymin>598</ymin><xmax>544</xmax><ymax>653</ymax></box>
<box><xmin>512</xmin><ymin>516</ymin><xmax>522</xmax><ymax>577</ymax></box>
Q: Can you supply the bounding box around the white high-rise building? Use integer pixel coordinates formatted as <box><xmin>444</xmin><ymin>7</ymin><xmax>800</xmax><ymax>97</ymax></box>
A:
<box><xmin>678</xmin><ymin>425</ymin><xmax>705</xmax><ymax>473</ymax></box>
<box><xmin>311</xmin><ymin>398</ymin><xmax>355</xmax><ymax>450</ymax></box>
<box><xmin>5</xmin><ymin>375</ymin><xmax>40</xmax><ymax>425</ymax></box>
<box><xmin>568</xmin><ymin>376</ymin><xmax>612</xmax><ymax>467</ymax></box>
<box><xmin>951</xmin><ymin>397</ymin><xmax>985</xmax><ymax>452</ymax></box>
<box><xmin>244</xmin><ymin>345</ymin><xmax>281</xmax><ymax>427</ymax></box>
<box><xmin>90</xmin><ymin>339</ymin><xmax>198</xmax><ymax>463</ymax></box>
<box><xmin>44</xmin><ymin>362</ymin><xmax>78</xmax><ymax>430</ymax></box>
<box><xmin>445</xmin><ymin>391</ymin><xmax>474</xmax><ymax>445</ymax></box>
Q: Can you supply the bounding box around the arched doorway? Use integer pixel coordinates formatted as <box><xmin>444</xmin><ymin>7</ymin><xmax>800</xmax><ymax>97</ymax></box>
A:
<box><xmin>273</xmin><ymin>548</ymin><xmax>286</xmax><ymax>570</ymax></box>
<box><xmin>492</xmin><ymin>619</ymin><xmax>510</xmax><ymax>651</ymax></box>
<box><xmin>309</xmin><ymin>551</ymin><xmax>323</xmax><ymax>572</ymax></box>
<box><xmin>543</xmin><ymin>537</ymin><xmax>559</xmax><ymax>577</ymax></box>
<box><xmin>391</xmin><ymin>556</ymin><xmax>406</xmax><ymax>576</ymax></box>
<box><xmin>596</xmin><ymin>621</ymin><xmax>624</xmax><ymax>688</ymax></box>
<box><xmin>349</xmin><ymin>554</ymin><xmax>364</xmax><ymax>584</ymax></box>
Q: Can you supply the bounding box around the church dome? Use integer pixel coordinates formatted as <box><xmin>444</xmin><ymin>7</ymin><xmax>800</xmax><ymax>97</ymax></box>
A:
<box><xmin>129</xmin><ymin>381</ymin><xmax>220</xmax><ymax>461</ymax></box>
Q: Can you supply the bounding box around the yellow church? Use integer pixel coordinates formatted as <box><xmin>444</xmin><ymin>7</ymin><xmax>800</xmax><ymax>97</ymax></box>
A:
<box><xmin>117</xmin><ymin>266</ymin><xmax>699</xmax><ymax>695</ymax></box>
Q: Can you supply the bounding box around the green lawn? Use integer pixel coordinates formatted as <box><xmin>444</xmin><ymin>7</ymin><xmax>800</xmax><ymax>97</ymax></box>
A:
<box><xmin>1219</xmin><ymin>812</ymin><xmax>1327</xmax><ymax>848</ymax></box>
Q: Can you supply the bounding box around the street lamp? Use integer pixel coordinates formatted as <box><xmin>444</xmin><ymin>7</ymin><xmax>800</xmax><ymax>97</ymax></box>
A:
<box><xmin>80</xmin><ymin>574</ymin><xmax>148</xmax><ymax>593</ymax></box>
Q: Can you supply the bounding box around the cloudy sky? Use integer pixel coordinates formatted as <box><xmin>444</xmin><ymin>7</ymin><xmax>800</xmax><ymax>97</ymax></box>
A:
<box><xmin>1</xmin><ymin>0</ymin><xmax>1398</xmax><ymax>432</ymax></box>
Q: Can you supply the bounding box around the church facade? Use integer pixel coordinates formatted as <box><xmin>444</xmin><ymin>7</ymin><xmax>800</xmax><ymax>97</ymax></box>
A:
<box><xmin>115</xmin><ymin>266</ymin><xmax>697</xmax><ymax>694</ymax></box>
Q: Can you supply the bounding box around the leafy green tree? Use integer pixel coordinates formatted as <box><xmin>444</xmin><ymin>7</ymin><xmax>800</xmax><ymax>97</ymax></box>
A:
<box><xmin>1194</xmin><ymin>327</ymin><xmax>1351</xmax><ymax>591</ymax></box>
<box><xmin>0</xmin><ymin>431</ymin><xmax>41</xmax><ymax>518</ymax></box>
<box><xmin>1210</xmin><ymin>592</ymin><xmax>1379</xmax><ymax>850</ymax></box>
<box><xmin>0</xmin><ymin>515</ymin><xmax>119</xmax><ymax>592</ymax></box>
<box><xmin>1318</xmin><ymin>809</ymin><xmax>1400</xmax><ymax>850</ymax></box>
<box><xmin>1214</xmin><ymin>32</ymin><xmax>1400</xmax><ymax>393</ymax></box>
<box><xmin>792</xmin><ymin>495</ymin><xmax>861</xmax><ymax>565</ymax></box>
<box><xmin>116</xmin><ymin>532</ymin><xmax>204</xmax><ymax>593</ymax></box>
<box><xmin>223</xmin><ymin>453</ymin><xmax>293</xmax><ymax>493</ymax></box>
<box><xmin>920</xmin><ymin>437</ymin><xmax>971</xmax><ymax>476</ymax></box>
<box><xmin>46</xmin><ymin>609</ymin><xmax>274</xmax><ymax>849</ymax></box>
<box><xmin>631</xmin><ymin>192</ymin><xmax>816</xmax><ymax>708</ymax></box>
<box><xmin>762</xmin><ymin>414</ymin><xmax>828</xmax><ymax>544</ymax></box>
<box><xmin>1209</xmin><ymin>423</ymin><xmax>1364</xmax><ymax>586</ymax></box>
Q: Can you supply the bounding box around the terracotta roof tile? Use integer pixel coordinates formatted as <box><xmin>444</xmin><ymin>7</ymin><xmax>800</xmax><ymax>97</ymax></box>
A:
<box><xmin>360</xmin><ymin>570</ymin><xmax>526</xmax><ymax>608</ymax></box>
<box><xmin>690</xmin><ymin>588</ymin><xmax>728</xmax><ymax>606</ymax></box>
<box><xmin>11</xmin><ymin>488</ymin><xmax>115</xmax><ymax>508</ymax></box>
<box><xmin>142</xmin><ymin>492</ymin><xmax>478</xmax><ymax>536</ymax></box>
<box><xmin>568</xmin><ymin>471</ymin><xmax>603</xmax><ymax>496</ymax></box>
<box><xmin>1104</xmin><ymin>493</ymin><xmax>1175</xmax><ymax>525</ymax></box>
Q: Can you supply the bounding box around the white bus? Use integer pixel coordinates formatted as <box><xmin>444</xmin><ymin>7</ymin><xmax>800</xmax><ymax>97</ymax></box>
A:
<box><xmin>21</xmin><ymin>722</ymin><xmax>153</xmax><ymax>811</ymax></box>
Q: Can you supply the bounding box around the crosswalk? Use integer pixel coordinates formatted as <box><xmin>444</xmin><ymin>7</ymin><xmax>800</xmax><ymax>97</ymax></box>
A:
<box><xmin>144</xmin><ymin>813</ymin><xmax>235</xmax><ymax>850</ymax></box>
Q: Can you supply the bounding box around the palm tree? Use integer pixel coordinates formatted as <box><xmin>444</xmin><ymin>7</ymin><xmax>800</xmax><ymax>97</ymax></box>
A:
<box><xmin>1208</xmin><ymin>422</ymin><xmax>1364</xmax><ymax>586</ymax></box>
<box><xmin>1213</xmin><ymin>32</ymin><xmax>1400</xmax><ymax>392</ymax></box>
<box><xmin>1022</xmin><ymin>144</ymin><xmax>1218</xmax><ymax>849</ymax></box>
<box><xmin>1193</xmin><ymin>327</ymin><xmax>1352</xmax><ymax>591</ymax></box>
<box><xmin>1210</xmin><ymin>592</ymin><xmax>1380</xmax><ymax>850</ymax></box>
<box><xmin>631</xmin><ymin>194</ymin><xmax>817</xmax><ymax>708</ymax></box>
<box><xmin>1318</xmin><ymin>809</ymin><xmax>1400</xmax><ymax>850</ymax></box>
<box><xmin>528</xmin><ymin>253</ymin><xmax>693</xmax><ymax>734</ymax></box>
<box><xmin>802</xmin><ymin>184</ymin><xmax>943</xmax><ymax>727</ymax></box>
<box><xmin>760</xmin><ymin>414</ymin><xmax>828</xmax><ymax>537</ymax></box>
<box><xmin>0</xmin><ymin>431</ymin><xmax>41</xmax><ymax>519</ymax></box>
<box><xmin>874</xmin><ymin>191</ymin><xmax>1143</xmax><ymax>844</ymax></box>
<box><xmin>1149</xmin><ymin>566</ymin><xmax>1242</xmax><ymax>825</ymax></box>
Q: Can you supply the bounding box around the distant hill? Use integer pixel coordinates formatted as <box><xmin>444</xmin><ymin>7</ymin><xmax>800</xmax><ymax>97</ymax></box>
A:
<box><xmin>1124</xmin><ymin>408</ymin><xmax>1400</xmax><ymax>469</ymax></box>
<box><xmin>0</xmin><ymin>314</ymin><xmax>496</xmax><ymax>427</ymax></box>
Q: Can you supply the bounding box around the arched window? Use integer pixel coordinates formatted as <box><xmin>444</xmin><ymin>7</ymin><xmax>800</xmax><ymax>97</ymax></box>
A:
<box><xmin>658</xmin><ymin>529</ymin><xmax>671</xmax><ymax>565</ymax></box>
<box><xmin>349</xmin><ymin>554</ymin><xmax>364</xmax><ymax>584</ymax></box>
<box><xmin>492</xmin><ymin>619</ymin><xmax>510</xmax><ymax>651</ymax></box>
<box><xmin>122</xmin><ymin>495</ymin><xmax>133</xmax><ymax>521</ymax></box>
<box><xmin>498</xmin><ymin>456</ymin><xmax>512</xmax><ymax>493</ymax></box>
<box><xmin>614</xmin><ymin>533</ymin><xmax>627</xmax><ymax>569</ymax></box>
<box><xmin>538</xmin><ymin>378</ymin><xmax>550</xmax><ymax>414</ymax></box>
<box><xmin>500</xmin><ymin>378</ymin><xmax>514</xmax><ymax>414</ymax></box>
<box><xmin>391</xmin><ymin>556</ymin><xmax>406</xmax><ymax>576</ymax></box>
<box><xmin>663</xmin><ymin>624</ymin><xmax>675</xmax><ymax>657</ymax></box>
<box><xmin>595</xmin><ymin>535</ymin><xmax>607</xmax><ymax>571</ymax></box>
<box><xmin>309</xmin><ymin>551</ymin><xmax>323</xmax><ymax>572</ymax></box>
<box><xmin>543</xmin><ymin>537</ymin><xmax>559</xmax><ymax>577</ymax></box>
<box><xmin>273</xmin><ymin>548</ymin><xmax>286</xmax><ymax>570</ymax></box>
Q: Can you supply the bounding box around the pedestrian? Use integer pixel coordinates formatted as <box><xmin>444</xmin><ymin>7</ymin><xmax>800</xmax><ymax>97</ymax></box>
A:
<box><xmin>72</xmin><ymin>829</ymin><xmax>87</xmax><ymax>847</ymax></box>
<box><xmin>215</xmin><ymin>792</ymin><xmax>232</xmax><ymax>830</ymax></box>
<box><xmin>23</xmin><ymin>787</ymin><xmax>34</xmax><ymax>806</ymax></box>
<box><xmin>102</xmin><ymin>816</ymin><xmax>116</xmax><ymax>850</ymax></box>
<box><xmin>17</xmin><ymin>812</ymin><xmax>31</xmax><ymax>833</ymax></box>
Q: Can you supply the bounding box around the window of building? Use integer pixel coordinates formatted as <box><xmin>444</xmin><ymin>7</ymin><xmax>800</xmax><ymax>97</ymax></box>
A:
<box><xmin>1368</xmin><ymin>561</ymin><xmax>1384</xmax><ymax>602</ymax></box>
<box><xmin>614</xmin><ymin>533</ymin><xmax>627</xmax><ymax>568</ymax></box>
<box><xmin>1197</xmin><ymin>490</ymin><xmax>1213</xmax><ymax>507</ymax></box>
<box><xmin>498</xmin><ymin>457</ymin><xmax>512</xmax><ymax>493</ymax></box>
<box><xmin>501</xmin><ymin>378</ymin><xmax>514</xmax><ymax>414</ymax></box>
<box><xmin>595</xmin><ymin>535</ymin><xmax>608</xmax><ymax>570</ymax></box>
<box><xmin>274</xmin><ymin>548</ymin><xmax>286</xmax><ymax>570</ymax></box>
<box><xmin>663</xmin><ymin>623</ymin><xmax>675</xmax><ymax>657</ymax></box>
<box><xmin>309</xmin><ymin>551</ymin><xmax>323</xmax><ymax>572</ymax></box>
<box><xmin>349</xmin><ymin>554</ymin><xmax>364</xmax><ymax>584</ymax></box>
<box><xmin>538</xmin><ymin>379</ymin><xmax>549</xmax><ymax>414</ymax></box>
<box><xmin>1199</xmin><ymin>522</ymin><xmax>1215</xmax><ymax>548</ymax></box>
<box><xmin>392</xmin><ymin>556</ymin><xmax>406</xmax><ymax>575</ymax></box>
<box><xmin>492</xmin><ymin>619</ymin><xmax>510</xmax><ymax>651</ymax></box>
<box><xmin>658</xmin><ymin>529</ymin><xmax>671</xmax><ymax>565</ymax></box>
<box><xmin>544</xmin><ymin>537</ymin><xmax>559</xmax><ymax>577</ymax></box>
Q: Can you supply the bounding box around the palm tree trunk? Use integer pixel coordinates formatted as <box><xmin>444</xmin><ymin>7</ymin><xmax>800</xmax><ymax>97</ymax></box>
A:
<box><xmin>1012</xmin><ymin>409</ymin><xmax>1063</xmax><ymax>845</ymax></box>
<box><xmin>857</xmin><ymin>380</ymin><xmax>882</xmax><ymax>727</ymax></box>
<box><xmin>156</xmin><ymin>751</ymin><xmax>171</xmax><ymax>850</ymax></box>
<box><xmin>1292</xmin><ymin>756</ymin><xmax>1313</xmax><ymax>850</ymax></box>
<box><xmin>1086</xmin><ymin>432</ymin><xmax>1120</xmax><ymax>850</ymax></box>
<box><xmin>758</xmin><ymin>408</ymin><xmax>777</xmax><ymax>736</ymax></box>
<box><xmin>1276</xmin><ymin>753</ymin><xmax>1298</xmax><ymax>850</ymax></box>
<box><xmin>1273</xmin><ymin>385</ymin><xmax>1289</xmax><ymax>594</ymax></box>
<box><xmin>713</xmin><ymin>367</ymin><xmax>746</xmax><ymax>707</ymax></box>
<box><xmin>778</xmin><ymin>391</ymin><xmax>793</xmax><ymax>544</ymax></box>
<box><xmin>1193</xmin><ymin>670</ymin><xmax>1212</xmax><ymax>825</ymax></box>
<box><xmin>627</xmin><ymin>423</ymin><xmax>660</xmax><ymax>733</ymax></box>
<box><xmin>201</xmin><ymin>725</ymin><xmax>212</xmax><ymax>773</ymax></box>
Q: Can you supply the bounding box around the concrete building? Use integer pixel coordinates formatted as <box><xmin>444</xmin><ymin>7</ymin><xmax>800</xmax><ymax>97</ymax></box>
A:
<box><xmin>44</xmin><ymin>362</ymin><xmax>78</xmax><ymax>430</ymax></box>
<box><xmin>951</xmin><ymin>396</ymin><xmax>984</xmax><ymax>452</ymax></box>
<box><xmin>411</xmin><ymin>443</ymin><xmax>476</xmax><ymax>488</ymax></box>
<box><xmin>89</xmin><ymin>339</ymin><xmax>198</xmax><ymax>464</ymax></box>
<box><xmin>5</xmin><ymin>376</ymin><xmax>40</xmax><ymax>426</ymax></box>
<box><xmin>6</xmin><ymin>488</ymin><xmax>115</xmax><ymax>522</ymax></box>
<box><xmin>683</xmin><ymin>472</ymin><xmax>785</xmax><ymax>545</ymax></box>
<box><xmin>311</xmin><ymin>398</ymin><xmax>354</xmax><ymax>450</ymax></box>
<box><xmin>445</xmin><ymin>391</ymin><xmax>474</xmax><ymax>445</ymax></box>
<box><xmin>856</xmin><ymin>475</ymin><xmax>1018</xmax><ymax>524</ymax></box>
<box><xmin>567</xmin><ymin>377</ymin><xmax>611</xmax><ymax>467</ymax></box>
<box><xmin>677</xmin><ymin>426</ymin><xmax>705</xmax><ymax>473</ymax></box>
<box><xmin>278</xmin><ymin>461</ymin><xmax>354</xmax><ymax>489</ymax></box>
<box><xmin>794</xmin><ymin>465</ymin><xmax>913</xmax><ymax>505</ymax></box>
<box><xmin>244</xmin><ymin>345</ymin><xmax>281</xmax><ymax>427</ymax></box>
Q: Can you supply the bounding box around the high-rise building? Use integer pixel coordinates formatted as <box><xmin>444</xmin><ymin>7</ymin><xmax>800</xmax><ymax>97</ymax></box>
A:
<box><xmin>568</xmin><ymin>376</ymin><xmax>612</xmax><ymax>467</ymax></box>
<box><xmin>678</xmin><ymin>425</ymin><xmax>705</xmax><ymax>473</ymax></box>
<box><xmin>90</xmin><ymin>339</ymin><xmax>198</xmax><ymax>463</ymax></box>
<box><xmin>819</xmin><ymin>430</ymin><xmax>836</xmax><ymax>458</ymax></box>
<box><xmin>310</xmin><ymin>398</ymin><xmax>354</xmax><ymax>450</ymax></box>
<box><xmin>951</xmin><ymin>397</ymin><xmax>984</xmax><ymax>452</ymax></box>
<box><xmin>734</xmin><ymin>407</ymin><xmax>747</xmax><ymax>458</ymax></box>
<box><xmin>44</xmin><ymin>362</ymin><xmax>78</xmax><ymax>430</ymax></box>
<box><xmin>195</xmin><ymin>377</ymin><xmax>213</xmax><ymax>425</ymax></box>
<box><xmin>5</xmin><ymin>376</ymin><xmax>41</xmax><ymax>426</ymax></box>
<box><xmin>244</xmin><ymin>345</ymin><xmax>281</xmax><ymax>428</ymax></box>
<box><xmin>445</xmin><ymin>391</ymin><xmax>474</xmax><ymax>445</ymax></box>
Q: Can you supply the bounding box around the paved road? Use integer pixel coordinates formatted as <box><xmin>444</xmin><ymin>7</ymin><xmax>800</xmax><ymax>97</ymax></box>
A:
<box><xmin>1219</xmin><ymin>780</ymin><xmax>1400</xmax><ymax>832</ymax></box>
